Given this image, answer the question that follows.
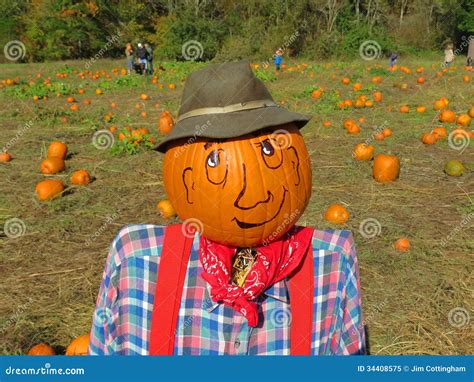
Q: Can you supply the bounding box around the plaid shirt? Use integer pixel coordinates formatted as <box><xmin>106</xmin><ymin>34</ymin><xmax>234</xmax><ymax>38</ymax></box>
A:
<box><xmin>89</xmin><ymin>224</ymin><xmax>365</xmax><ymax>355</ymax></box>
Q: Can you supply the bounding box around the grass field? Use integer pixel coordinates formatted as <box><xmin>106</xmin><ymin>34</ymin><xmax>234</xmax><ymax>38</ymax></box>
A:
<box><xmin>0</xmin><ymin>56</ymin><xmax>472</xmax><ymax>355</ymax></box>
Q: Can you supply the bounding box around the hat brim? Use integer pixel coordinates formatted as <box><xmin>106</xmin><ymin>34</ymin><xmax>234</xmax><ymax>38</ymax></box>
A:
<box><xmin>154</xmin><ymin>106</ymin><xmax>310</xmax><ymax>153</ymax></box>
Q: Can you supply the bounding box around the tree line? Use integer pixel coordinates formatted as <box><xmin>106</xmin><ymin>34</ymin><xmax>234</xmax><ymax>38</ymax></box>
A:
<box><xmin>0</xmin><ymin>0</ymin><xmax>473</xmax><ymax>63</ymax></box>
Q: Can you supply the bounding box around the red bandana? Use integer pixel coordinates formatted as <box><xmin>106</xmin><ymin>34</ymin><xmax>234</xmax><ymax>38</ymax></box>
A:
<box><xmin>199</xmin><ymin>226</ymin><xmax>314</xmax><ymax>327</ymax></box>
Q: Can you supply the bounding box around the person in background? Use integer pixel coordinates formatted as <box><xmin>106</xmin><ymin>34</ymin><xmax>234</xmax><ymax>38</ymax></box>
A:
<box><xmin>444</xmin><ymin>43</ymin><xmax>455</xmax><ymax>67</ymax></box>
<box><xmin>137</xmin><ymin>43</ymin><xmax>148</xmax><ymax>74</ymax></box>
<box><xmin>145</xmin><ymin>43</ymin><xmax>154</xmax><ymax>74</ymax></box>
<box><xmin>274</xmin><ymin>48</ymin><xmax>283</xmax><ymax>71</ymax></box>
<box><xmin>389</xmin><ymin>52</ymin><xmax>398</xmax><ymax>68</ymax></box>
<box><xmin>125</xmin><ymin>43</ymin><xmax>134</xmax><ymax>75</ymax></box>
<box><xmin>467</xmin><ymin>37</ymin><xmax>473</xmax><ymax>67</ymax></box>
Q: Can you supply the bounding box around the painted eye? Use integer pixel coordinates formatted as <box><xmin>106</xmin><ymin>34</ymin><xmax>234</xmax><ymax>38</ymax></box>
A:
<box><xmin>206</xmin><ymin>150</ymin><xmax>220</xmax><ymax>167</ymax></box>
<box><xmin>261</xmin><ymin>140</ymin><xmax>274</xmax><ymax>156</ymax></box>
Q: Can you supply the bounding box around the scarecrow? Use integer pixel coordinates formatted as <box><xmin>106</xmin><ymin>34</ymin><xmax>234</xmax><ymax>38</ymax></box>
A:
<box><xmin>89</xmin><ymin>61</ymin><xmax>365</xmax><ymax>355</ymax></box>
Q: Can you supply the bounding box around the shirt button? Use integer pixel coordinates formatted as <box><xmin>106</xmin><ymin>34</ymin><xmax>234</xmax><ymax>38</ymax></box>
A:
<box><xmin>234</xmin><ymin>339</ymin><xmax>240</xmax><ymax>349</ymax></box>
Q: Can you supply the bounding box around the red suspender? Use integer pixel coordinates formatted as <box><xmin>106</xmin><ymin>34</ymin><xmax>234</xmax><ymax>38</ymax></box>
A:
<box><xmin>149</xmin><ymin>224</ymin><xmax>194</xmax><ymax>355</ymax></box>
<box><xmin>289</xmin><ymin>243</ymin><xmax>315</xmax><ymax>355</ymax></box>
<box><xmin>149</xmin><ymin>224</ymin><xmax>314</xmax><ymax>356</ymax></box>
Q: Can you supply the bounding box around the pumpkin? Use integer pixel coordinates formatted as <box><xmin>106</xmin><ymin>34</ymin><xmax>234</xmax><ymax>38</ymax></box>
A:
<box><xmin>28</xmin><ymin>343</ymin><xmax>56</xmax><ymax>356</ymax></box>
<box><xmin>65</xmin><ymin>334</ymin><xmax>90</xmax><ymax>356</ymax></box>
<box><xmin>168</xmin><ymin>83</ymin><xmax>176</xmax><ymax>89</ymax></box>
<box><xmin>382</xmin><ymin>128</ymin><xmax>392</xmax><ymax>137</ymax></box>
<box><xmin>83</xmin><ymin>99</ymin><xmax>91</xmax><ymax>105</ymax></box>
<box><xmin>163</xmin><ymin>123</ymin><xmax>312</xmax><ymax>247</ymax></box>
<box><xmin>40</xmin><ymin>157</ymin><xmax>65</xmax><ymax>174</ymax></box>
<box><xmin>416</xmin><ymin>77</ymin><xmax>425</xmax><ymax>84</ymax></box>
<box><xmin>352</xmin><ymin>83</ymin><xmax>362</xmax><ymax>91</ymax></box>
<box><xmin>399</xmin><ymin>105</ymin><xmax>410</xmax><ymax>113</ymax></box>
<box><xmin>47</xmin><ymin>141</ymin><xmax>68</xmax><ymax>159</ymax></box>
<box><xmin>421</xmin><ymin>132</ymin><xmax>437</xmax><ymax>145</ymax></box>
<box><xmin>66</xmin><ymin>96</ymin><xmax>75</xmax><ymax>103</ymax></box>
<box><xmin>468</xmin><ymin>107</ymin><xmax>474</xmax><ymax>118</ymax></box>
<box><xmin>433</xmin><ymin>100</ymin><xmax>446</xmax><ymax>110</ymax></box>
<box><xmin>109</xmin><ymin>125</ymin><xmax>117</xmax><ymax>133</ymax></box>
<box><xmin>353</xmin><ymin>143</ymin><xmax>374</xmax><ymax>161</ymax></box>
<box><xmin>0</xmin><ymin>152</ymin><xmax>12</xmax><ymax>162</ymax></box>
<box><xmin>322</xmin><ymin>121</ymin><xmax>332</xmax><ymax>127</ymax></box>
<box><xmin>33</xmin><ymin>95</ymin><xmax>39</xmax><ymax>101</ymax></box>
<box><xmin>439</xmin><ymin>110</ymin><xmax>456</xmax><ymax>123</ymax></box>
<box><xmin>111</xmin><ymin>102</ymin><xmax>117</xmax><ymax>108</ymax></box>
<box><xmin>341</xmin><ymin>77</ymin><xmax>350</xmax><ymax>85</ymax></box>
<box><xmin>71</xmin><ymin>170</ymin><xmax>91</xmax><ymax>185</ymax></box>
<box><xmin>444</xmin><ymin>160</ymin><xmax>464</xmax><ymax>177</ymax></box>
<box><xmin>78</xmin><ymin>88</ymin><xmax>85</xmax><ymax>94</ymax></box>
<box><xmin>373</xmin><ymin>91</ymin><xmax>382</xmax><ymax>102</ymax></box>
<box><xmin>70</xmin><ymin>104</ymin><xmax>79</xmax><ymax>111</ymax></box>
<box><xmin>158</xmin><ymin>111</ymin><xmax>174</xmax><ymax>134</ymax></box>
<box><xmin>432</xmin><ymin>127</ymin><xmax>447</xmax><ymax>140</ymax></box>
<box><xmin>463</xmin><ymin>75</ymin><xmax>471</xmax><ymax>83</ymax></box>
<box><xmin>373</xmin><ymin>154</ymin><xmax>400</xmax><ymax>182</ymax></box>
<box><xmin>374</xmin><ymin>131</ymin><xmax>385</xmax><ymax>141</ymax></box>
<box><xmin>324</xmin><ymin>204</ymin><xmax>349</xmax><ymax>224</ymax></box>
<box><xmin>347</xmin><ymin>123</ymin><xmax>360</xmax><ymax>134</ymax></box>
<box><xmin>311</xmin><ymin>89</ymin><xmax>323</xmax><ymax>99</ymax></box>
<box><xmin>394</xmin><ymin>237</ymin><xmax>410</xmax><ymax>252</ymax></box>
<box><xmin>416</xmin><ymin>106</ymin><xmax>426</xmax><ymax>113</ymax></box>
<box><xmin>35</xmin><ymin>179</ymin><xmax>65</xmax><ymax>200</ymax></box>
<box><xmin>141</xmin><ymin>111</ymin><xmax>148</xmax><ymax>118</ymax></box>
<box><xmin>456</xmin><ymin>114</ymin><xmax>471</xmax><ymax>127</ymax></box>
<box><xmin>157</xmin><ymin>199</ymin><xmax>176</xmax><ymax>218</ymax></box>
<box><xmin>95</xmin><ymin>88</ymin><xmax>103</xmax><ymax>95</ymax></box>
<box><xmin>140</xmin><ymin>93</ymin><xmax>150</xmax><ymax>100</ymax></box>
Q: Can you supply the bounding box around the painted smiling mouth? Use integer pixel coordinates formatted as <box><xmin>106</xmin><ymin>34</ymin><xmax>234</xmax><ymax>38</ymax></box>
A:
<box><xmin>232</xmin><ymin>187</ymin><xmax>288</xmax><ymax>229</ymax></box>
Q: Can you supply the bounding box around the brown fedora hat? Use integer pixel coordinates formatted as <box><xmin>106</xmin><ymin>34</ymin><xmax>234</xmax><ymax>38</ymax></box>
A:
<box><xmin>155</xmin><ymin>60</ymin><xmax>310</xmax><ymax>153</ymax></box>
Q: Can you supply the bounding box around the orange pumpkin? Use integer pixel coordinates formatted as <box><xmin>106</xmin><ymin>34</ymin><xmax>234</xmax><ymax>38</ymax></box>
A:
<box><xmin>353</xmin><ymin>143</ymin><xmax>374</xmax><ymax>161</ymax></box>
<box><xmin>421</xmin><ymin>132</ymin><xmax>437</xmax><ymax>145</ymax></box>
<box><xmin>382</xmin><ymin>128</ymin><xmax>392</xmax><ymax>137</ymax></box>
<box><xmin>416</xmin><ymin>106</ymin><xmax>426</xmax><ymax>113</ymax></box>
<box><xmin>468</xmin><ymin>106</ymin><xmax>474</xmax><ymax>118</ymax></box>
<box><xmin>324</xmin><ymin>204</ymin><xmax>349</xmax><ymax>224</ymax></box>
<box><xmin>35</xmin><ymin>179</ymin><xmax>65</xmax><ymax>200</ymax></box>
<box><xmin>416</xmin><ymin>77</ymin><xmax>425</xmax><ymax>84</ymax></box>
<box><xmin>0</xmin><ymin>152</ymin><xmax>12</xmax><ymax>162</ymax></box>
<box><xmin>65</xmin><ymin>334</ymin><xmax>90</xmax><ymax>356</ymax></box>
<box><xmin>70</xmin><ymin>104</ymin><xmax>79</xmax><ymax>111</ymax></box>
<box><xmin>322</xmin><ymin>121</ymin><xmax>332</xmax><ymax>128</ymax></box>
<box><xmin>439</xmin><ymin>110</ymin><xmax>456</xmax><ymax>123</ymax></box>
<box><xmin>456</xmin><ymin>114</ymin><xmax>471</xmax><ymax>127</ymax></box>
<box><xmin>71</xmin><ymin>170</ymin><xmax>91</xmax><ymax>185</ymax></box>
<box><xmin>347</xmin><ymin>123</ymin><xmax>360</xmax><ymax>134</ymax></box>
<box><xmin>341</xmin><ymin>77</ymin><xmax>350</xmax><ymax>85</ymax></box>
<box><xmin>373</xmin><ymin>91</ymin><xmax>382</xmax><ymax>102</ymax></box>
<box><xmin>158</xmin><ymin>111</ymin><xmax>174</xmax><ymax>134</ymax></box>
<box><xmin>40</xmin><ymin>157</ymin><xmax>65</xmax><ymax>174</ymax></box>
<box><xmin>399</xmin><ymin>105</ymin><xmax>410</xmax><ymax>113</ymax></box>
<box><xmin>47</xmin><ymin>141</ymin><xmax>68</xmax><ymax>159</ymax></box>
<box><xmin>311</xmin><ymin>89</ymin><xmax>323</xmax><ymax>99</ymax></box>
<box><xmin>374</xmin><ymin>131</ymin><xmax>385</xmax><ymax>141</ymax></box>
<box><xmin>66</xmin><ymin>96</ymin><xmax>75</xmax><ymax>103</ymax></box>
<box><xmin>140</xmin><ymin>93</ymin><xmax>150</xmax><ymax>100</ymax></box>
<box><xmin>373</xmin><ymin>154</ymin><xmax>400</xmax><ymax>182</ymax></box>
<box><xmin>95</xmin><ymin>88</ymin><xmax>103</xmax><ymax>95</ymax></box>
<box><xmin>28</xmin><ymin>343</ymin><xmax>56</xmax><ymax>355</ymax></box>
<box><xmin>352</xmin><ymin>83</ymin><xmax>362</xmax><ymax>91</ymax></box>
<box><xmin>432</xmin><ymin>127</ymin><xmax>447</xmax><ymax>140</ymax></box>
<box><xmin>157</xmin><ymin>199</ymin><xmax>177</xmax><ymax>218</ymax></box>
<box><xmin>163</xmin><ymin>124</ymin><xmax>312</xmax><ymax>247</ymax></box>
<box><xmin>83</xmin><ymin>99</ymin><xmax>92</xmax><ymax>105</ymax></box>
<box><xmin>394</xmin><ymin>237</ymin><xmax>410</xmax><ymax>252</ymax></box>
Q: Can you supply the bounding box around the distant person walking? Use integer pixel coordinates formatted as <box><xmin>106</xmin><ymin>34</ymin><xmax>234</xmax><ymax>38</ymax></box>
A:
<box><xmin>467</xmin><ymin>37</ymin><xmax>474</xmax><ymax>67</ymax></box>
<box><xmin>389</xmin><ymin>52</ymin><xmax>398</xmax><ymax>68</ymax></box>
<box><xmin>145</xmin><ymin>43</ymin><xmax>154</xmax><ymax>74</ymax></box>
<box><xmin>444</xmin><ymin>43</ymin><xmax>455</xmax><ymax>67</ymax></box>
<box><xmin>125</xmin><ymin>43</ymin><xmax>134</xmax><ymax>75</ymax></box>
<box><xmin>137</xmin><ymin>43</ymin><xmax>148</xmax><ymax>74</ymax></box>
<box><xmin>274</xmin><ymin>48</ymin><xmax>283</xmax><ymax>71</ymax></box>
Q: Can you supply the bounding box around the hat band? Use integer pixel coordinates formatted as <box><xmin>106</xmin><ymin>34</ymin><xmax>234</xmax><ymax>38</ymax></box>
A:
<box><xmin>177</xmin><ymin>99</ymin><xmax>278</xmax><ymax>122</ymax></box>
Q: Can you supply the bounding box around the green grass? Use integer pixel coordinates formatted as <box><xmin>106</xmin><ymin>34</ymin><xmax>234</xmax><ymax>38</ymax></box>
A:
<box><xmin>0</xmin><ymin>57</ymin><xmax>472</xmax><ymax>355</ymax></box>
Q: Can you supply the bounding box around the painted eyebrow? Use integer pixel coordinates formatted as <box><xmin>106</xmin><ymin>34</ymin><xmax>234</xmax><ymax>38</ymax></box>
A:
<box><xmin>204</xmin><ymin>142</ymin><xmax>215</xmax><ymax>150</ymax></box>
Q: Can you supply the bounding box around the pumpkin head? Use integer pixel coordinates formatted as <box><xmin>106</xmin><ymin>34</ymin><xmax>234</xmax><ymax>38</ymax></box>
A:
<box><xmin>163</xmin><ymin>123</ymin><xmax>312</xmax><ymax>247</ymax></box>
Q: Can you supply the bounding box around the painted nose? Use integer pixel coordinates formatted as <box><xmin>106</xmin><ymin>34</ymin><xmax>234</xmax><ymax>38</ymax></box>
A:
<box><xmin>233</xmin><ymin>163</ymin><xmax>273</xmax><ymax>210</ymax></box>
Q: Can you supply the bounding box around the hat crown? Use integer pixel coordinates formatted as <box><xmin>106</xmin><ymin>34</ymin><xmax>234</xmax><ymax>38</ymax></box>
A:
<box><xmin>179</xmin><ymin>61</ymin><xmax>273</xmax><ymax>116</ymax></box>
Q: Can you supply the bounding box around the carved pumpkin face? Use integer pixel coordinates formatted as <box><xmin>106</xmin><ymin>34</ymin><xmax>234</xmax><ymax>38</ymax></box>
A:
<box><xmin>163</xmin><ymin>123</ymin><xmax>312</xmax><ymax>247</ymax></box>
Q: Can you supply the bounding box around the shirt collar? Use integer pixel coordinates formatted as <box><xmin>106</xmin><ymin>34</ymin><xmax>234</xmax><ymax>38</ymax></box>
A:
<box><xmin>203</xmin><ymin>278</ymin><xmax>290</xmax><ymax>313</ymax></box>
